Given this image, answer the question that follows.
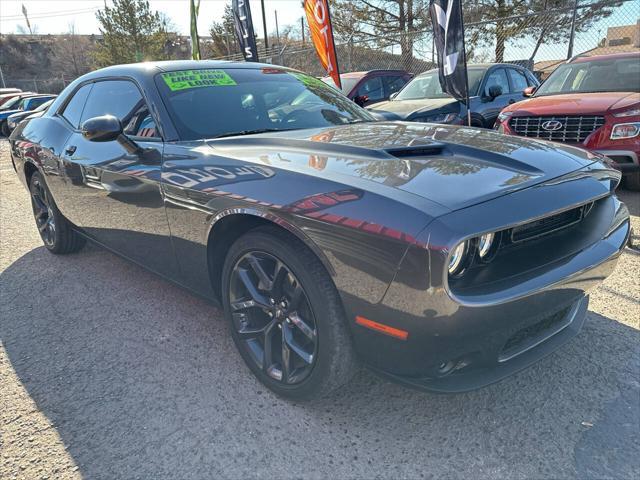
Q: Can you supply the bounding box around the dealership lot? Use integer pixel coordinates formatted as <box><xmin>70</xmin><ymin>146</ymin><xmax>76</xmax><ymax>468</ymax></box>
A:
<box><xmin>0</xmin><ymin>138</ymin><xmax>638</xmax><ymax>479</ymax></box>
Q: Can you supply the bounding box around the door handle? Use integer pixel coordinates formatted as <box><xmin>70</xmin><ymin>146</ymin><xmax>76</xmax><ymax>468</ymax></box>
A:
<box><xmin>508</xmin><ymin>99</ymin><xmax>516</xmax><ymax>104</ymax></box>
<box><xmin>64</xmin><ymin>145</ymin><xmax>77</xmax><ymax>155</ymax></box>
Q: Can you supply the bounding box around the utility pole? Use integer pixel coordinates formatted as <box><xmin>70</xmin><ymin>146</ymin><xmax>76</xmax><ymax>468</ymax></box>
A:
<box><xmin>260</xmin><ymin>0</ymin><xmax>269</xmax><ymax>51</ymax></box>
<box><xmin>567</xmin><ymin>0</ymin><xmax>579</xmax><ymax>59</ymax></box>
<box><xmin>0</xmin><ymin>64</ymin><xmax>6</xmax><ymax>88</ymax></box>
<box><xmin>275</xmin><ymin>10</ymin><xmax>280</xmax><ymax>48</ymax></box>
<box><xmin>301</xmin><ymin>16</ymin><xmax>305</xmax><ymax>44</ymax></box>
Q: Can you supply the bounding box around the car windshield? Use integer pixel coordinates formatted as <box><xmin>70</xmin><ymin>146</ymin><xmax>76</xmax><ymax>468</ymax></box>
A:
<box><xmin>321</xmin><ymin>75</ymin><xmax>360</xmax><ymax>94</ymax></box>
<box><xmin>0</xmin><ymin>96</ymin><xmax>22</xmax><ymax>111</ymax></box>
<box><xmin>156</xmin><ymin>68</ymin><xmax>374</xmax><ymax>141</ymax></box>
<box><xmin>535</xmin><ymin>56</ymin><xmax>640</xmax><ymax>96</ymax></box>
<box><xmin>395</xmin><ymin>69</ymin><xmax>484</xmax><ymax>100</ymax></box>
<box><xmin>34</xmin><ymin>99</ymin><xmax>54</xmax><ymax>112</ymax></box>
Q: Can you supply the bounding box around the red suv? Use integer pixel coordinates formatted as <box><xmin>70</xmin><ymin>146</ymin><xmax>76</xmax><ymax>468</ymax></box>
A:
<box><xmin>495</xmin><ymin>52</ymin><xmax>640</xmax><ymax>190</ymax></box>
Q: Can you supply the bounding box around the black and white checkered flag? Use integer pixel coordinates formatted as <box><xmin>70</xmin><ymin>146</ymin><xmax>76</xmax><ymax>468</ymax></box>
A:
<box><xmin>429</xmin><ymin>0</ymin><xmax>469</xmax><ymax>103</ymax></box>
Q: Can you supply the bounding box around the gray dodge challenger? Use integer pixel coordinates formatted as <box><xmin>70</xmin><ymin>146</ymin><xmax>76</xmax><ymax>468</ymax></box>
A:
<box><xmin>9</xmin><ymin>61</ymin><xmax>630</xmax><ymax>400</ymax></box>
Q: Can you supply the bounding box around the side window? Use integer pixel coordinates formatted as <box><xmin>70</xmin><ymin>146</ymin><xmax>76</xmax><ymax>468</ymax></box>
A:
<box><xmin>484</xmin><ymin>68</ymin><xmax>510</xmax><ymax>96</ymax></box>
<box><xmin>507</xmin><ymin>69</ymin><xmax>529</xmax><ymax>92</ymax></box>
<box><xmin>384</xmin><ymin>75</ymin><xmax>408</xmax><ymax>96</ymax></box>
<box><xmin>81</xmin><ymin>80</ymin><xmax>158</xmax><ymax>138</ymax></box>
<box><xmin>356</xmin><ymin>76</ymin><xmax>384</xmax><ymax>101</ymax></box>
<box><xmin>525</xmin><ymin>70</ymin><xmax>539</xmax><ymax>86</ymax></box>
<box><xmin>61</xmin><ymin>84</ymin><xmax>93</xmax><ymax>128</ymax></box>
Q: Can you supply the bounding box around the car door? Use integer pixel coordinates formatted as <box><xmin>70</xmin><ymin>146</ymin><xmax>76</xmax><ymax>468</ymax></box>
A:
<box><xmin>480</xmin><ymin>68</ymin><xmax>512</xmax><ymax>127</ymax></box>
<box><xmin>353</xmin><ymin>75</ymin><xmax>386</xmax><ymax>106</ymax></box>
<box><xmin>54</xmin><ymin>79</ymin><xmax>178</xmax><ymax>277</ymax></box>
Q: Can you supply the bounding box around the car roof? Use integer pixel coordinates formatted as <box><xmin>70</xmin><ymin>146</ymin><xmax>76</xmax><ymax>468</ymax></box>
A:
<box><xmin>570</xmin><ymin>51</ymin><xmax>640</xmax><ymax>63</ymax></box>
<box><xmin>71</xmin><ymin>60</ymin><xmax>300</xmax><ymax>87</ymax></box>
<box><xmin>339</xmin><ymin>70</ymin><xmax>409</xmax><ymax>78</ymax></box>
<box><xmin>416</xmin><ymin>63</ymin><xmax>528</xmax><ymax>77</ymax></box>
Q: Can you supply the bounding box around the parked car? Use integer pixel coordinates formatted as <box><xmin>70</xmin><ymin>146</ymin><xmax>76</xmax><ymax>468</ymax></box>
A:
<box><xmin>368</xmin><ymin>63</ymin><xmax>540</xmax><ymax>128</ymax></box>
<box><xmin>495</xmin><ymin>52</ymin><xmax>640</xmax><ymax>190</ymax></box>
<box><xmin>0</xmin><ymin>91</ymin><xmax>34</xmax><ymax>108</ymax></box>
<box><xmin>321</xmin><ymin>70</ymin><xmax>413</xmax><ymax>107</ymax></box>
<box><xmin>0</xmin><ymin>88</ymin><xmax>22</xmax><ymax>95</ymax></box>
<box><xmin>1</xmin><ymin>94</ymin><xmax>56</xmax><ymax>136</ymax></box>
<box><xmin>6</xmin><ymin>98</ymin><xmax>55</xmax><ymax>134</ymax></box>
<box><xmin>10</xmin><ymin>61</ymin><xmax>629</xmax><ymax>400</ymax></box>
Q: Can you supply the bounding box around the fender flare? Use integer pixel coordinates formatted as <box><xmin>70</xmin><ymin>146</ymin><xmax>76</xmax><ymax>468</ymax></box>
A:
<box><xmin>206</xmin><ymin>207</ymin><xmax>336</xmax><ymax>277</ymax></box>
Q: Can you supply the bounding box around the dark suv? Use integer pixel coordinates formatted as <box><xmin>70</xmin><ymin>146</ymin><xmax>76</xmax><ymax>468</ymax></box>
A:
<box><xmin>321</xmin><ymin>70</ymin><xmax>413</xmax><ymax>107</ymax></box>
<box><xmin>367</xmin><ymin>63</ymin><xmax>540</xmax><ymax>128</ymax></box>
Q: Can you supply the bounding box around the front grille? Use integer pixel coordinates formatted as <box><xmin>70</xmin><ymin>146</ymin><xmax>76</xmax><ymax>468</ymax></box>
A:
<box><xmin>510</xmin><ymin>202</ymin><xmax>593</xmax><ymax>243</ymax></box>
<box><xmin>500</xmin><ymin>306</ymin><xmax>572</xmax><ymax>361</ymax></box>
<box><xmin>510</xmin><ymin>115</ymin><xmax>605</xmax><ymax>143</ymax></box>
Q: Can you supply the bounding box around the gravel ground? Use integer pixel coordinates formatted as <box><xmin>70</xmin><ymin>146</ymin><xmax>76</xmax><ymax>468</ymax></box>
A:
<box><xmin>1</xmin><ymin>138</ymin><xmax>639</xmax><ymax>480</ymax></box>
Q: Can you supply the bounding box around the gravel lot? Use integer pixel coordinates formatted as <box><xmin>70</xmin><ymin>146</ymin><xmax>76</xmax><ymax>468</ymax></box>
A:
<box><xmin>1</xmin><ymin>138</ymin><xmax>638</xmax><ymax>480</ymax></box>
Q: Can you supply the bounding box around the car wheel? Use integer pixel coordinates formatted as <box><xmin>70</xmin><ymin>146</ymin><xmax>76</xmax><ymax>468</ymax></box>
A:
<box><xmin>624</xmin><ymin>172</ymin><xmax>640</xmax><ymax>191</ymax></box>
<box><xmin>29</xmin><ymin>172</ymin><xmax>85</xmax><ymax>254</ymax></box>
<box><xmin>222</xmin><ymin>225</ymin><xmax>357</xmax><ymax>401</ymax></box>
<box><xmin>1</xmin><ymin>121</ymin><xmax>9</xmax><ymax>137</ymax></box>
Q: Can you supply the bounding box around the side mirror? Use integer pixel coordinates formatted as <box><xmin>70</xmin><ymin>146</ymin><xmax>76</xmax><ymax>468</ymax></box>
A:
<box><xmin>389</xmin><ymin>92</ymin><xmax>398</xmax><ymax>100</ymax></box>
<box><xmin>81</xmin><ymin>114</ymin><xmax>143</xmax><ymax>156</ymax></box>
<box><xmin>81</xmin><ymin>115</ymin><xmax>122</xmax><ymax>142</ymax></box>
<box><xmin>354</xmin><ymin>95</ymin><xmax>369</xmax><ymax>107</ymax></box>
<box><xmin>488</xmin><ymin>85</ymin><xmax>503</xmax><ymax>99</ymax></box>
<box><xmin>523</xmin><ymin>86</ymin><xmax>536</xmax><ymax>97</ymax></box>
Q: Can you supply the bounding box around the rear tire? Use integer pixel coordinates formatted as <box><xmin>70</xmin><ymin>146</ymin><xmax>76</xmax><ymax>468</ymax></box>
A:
<box><xmin>221</xmin><ymin>225</ymin><xmax>357</xmax><ymax>401</ymax></box>
<box><xmin>624</xmin><ymin>172</ymin><xmax>640</xmax><ymax>191</ymax></box>
<box><xmin>29</xmin><ymin>172</ymin><xmax>85</xmax><ymax>254</ymax></box>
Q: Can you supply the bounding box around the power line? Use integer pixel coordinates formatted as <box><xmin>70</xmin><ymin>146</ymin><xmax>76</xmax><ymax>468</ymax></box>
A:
<box><xmin>1</xmin><ymin>7</ymin><xmax>100</xmax><ymax>21</ymax></box>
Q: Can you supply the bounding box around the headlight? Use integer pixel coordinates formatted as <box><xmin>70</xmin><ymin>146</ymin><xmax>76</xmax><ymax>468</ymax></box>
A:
<box><xmin>448</xmin><ymin>241</ymin><xmax>469</xmax><ymax>276</ymax></box>
<box><xmin>413</xmin><ymin>112</ymin><xmax>459</xmax><ymax>124</ymax></box>
<box><xmin>613</xmin><ymin>108</ymin><xmax>640</xmax><ymax>118</ymax></box>
<box><xmin>478</xmin><ymin>233</ymin><xmax>495</xmax><ymax>259</ymax></box>
<box><xmin>497</xmin><ymin>111</ymin><xmax>514</xmax><ymax>123</ymax></box>
<box><xmin>7</xmin><ymin>120</ymin><xmax>15</xmax><ymax>128</ymax></box>
<box><xmin>610</xmin><ymin>122</ymin><xmax>640</xmax><ymax>140</ymax></box>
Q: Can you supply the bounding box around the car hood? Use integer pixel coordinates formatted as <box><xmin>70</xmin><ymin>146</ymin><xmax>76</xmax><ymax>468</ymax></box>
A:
<box><xmin>368</xmin><ymin>98</ymin><xmax>458</xmax><ymax>120</ymax></box>
<box><xmin>205</xmin><ymin>122</ymin><xmax>600</xmax><ymax>212</ymax></box>
<box><xmin>503</xmin><ymin>92</ymin><xmax>640</xmax><ymax>116</ymax></box>
<box><xmin>7</xmin><ymin>111</ymin><xmax>30</xmax><ymax>122</ymax></box>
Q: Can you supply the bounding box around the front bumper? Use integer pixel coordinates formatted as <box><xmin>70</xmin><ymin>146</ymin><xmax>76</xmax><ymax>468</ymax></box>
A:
<box><xmin>342</xmin><ymin>167</ymin><xmax>630</xmax><ymax>392</ymax></box>
<box><xmin>375</xmin><ymin>295</ymin><xmax>588</xmax><ymax>393</ymax></box>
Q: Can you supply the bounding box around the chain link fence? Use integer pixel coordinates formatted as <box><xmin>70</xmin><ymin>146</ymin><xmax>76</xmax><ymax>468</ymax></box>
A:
<box><xmin>0</xmin><ymin>77</ymin><xmax>69</xmax><ymax>94</ymax></box>
<box><xmin>207</xmin><ymin>0</ymin><xmax>638</xmax><ymax>80</ymax></box>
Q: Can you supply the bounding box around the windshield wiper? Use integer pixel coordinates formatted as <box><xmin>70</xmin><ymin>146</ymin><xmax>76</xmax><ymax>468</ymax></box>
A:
<box><xmin>214</xmin><ymin>128</ymin><xmax>287</xmax><ymax>139</ymax></box>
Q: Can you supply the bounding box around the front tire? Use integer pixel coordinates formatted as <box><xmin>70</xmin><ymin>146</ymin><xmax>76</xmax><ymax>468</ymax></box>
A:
<box><xmin>1</xmin><ymin>121</ymin><xmax>9</xmax><ymax>137</ymax></box>
<box><xmin>29</xmin><ymin>172</ymin><xmax>85</xmax><ymax>254</ymax></box>
<box><xmin>221</xmin><ymin>226</ymin><xmax>357</xmax><ymax>401</ymax></box>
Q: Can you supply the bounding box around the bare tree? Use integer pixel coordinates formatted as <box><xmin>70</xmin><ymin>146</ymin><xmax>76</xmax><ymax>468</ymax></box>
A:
<box><xmin>52</xmin><ymin>24</ymin><xmax>94</xmax><ymax>78</ymax></box>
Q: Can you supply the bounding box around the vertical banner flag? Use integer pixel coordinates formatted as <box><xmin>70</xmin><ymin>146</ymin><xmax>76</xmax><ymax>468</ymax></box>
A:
<box><xmin>190</xmin><ymin>0</ymin><xmax>201</xmax><ymax>60</ymax></box>
<box><xmin>232</xmin><ymin>0</ymin><xmax>260</xmax><ymax>62</ymax></box>
<box><xmin>304</xmin><ymin>0</ymin><xmax>341</xmax><ymax>89</ymax></box>
<box><xmin>429</xmin><ymin>0</ymin><xmax>469</xmax><ymax>105</ymax></box>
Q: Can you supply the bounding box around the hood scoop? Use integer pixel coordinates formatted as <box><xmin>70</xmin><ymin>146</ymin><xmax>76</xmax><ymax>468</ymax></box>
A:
<box><xmin>384</xmin><ymin>139</ymin><xmax>446</xmax><ymax>158</ymax></box>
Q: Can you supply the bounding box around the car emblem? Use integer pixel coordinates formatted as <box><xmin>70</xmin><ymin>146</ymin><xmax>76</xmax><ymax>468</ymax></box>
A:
<box><xmin>541</xmin><ymin>120</ymin><xmax>563</xmax><ymax>131</ymax></box>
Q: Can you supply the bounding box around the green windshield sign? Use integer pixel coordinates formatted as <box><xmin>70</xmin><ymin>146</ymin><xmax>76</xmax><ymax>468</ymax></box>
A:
<box><xmin>161</xmin><ymin>69</ymin><xmax>237</xmax><ymax>91</ymax></box>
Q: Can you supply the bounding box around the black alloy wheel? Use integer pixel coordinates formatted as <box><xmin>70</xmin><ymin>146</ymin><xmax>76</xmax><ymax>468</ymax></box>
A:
<box><xmin>30</xmin><ymin>175</ymin><xmax>57</xmax><ymax>247</ymax></box>
<box><xmin>229</xmin><ymin>251</ymin><xmax>318</xmax><ymax>385</ymax></box>
<box><xmin>222</xmin><ymin>226</ymin><xmax>357</xmax><ymax>400</ymax></box>
<box><xmin>29</xmin><ymin>172</ymin><xmax>85</xmax><ymax>254</ymax></box>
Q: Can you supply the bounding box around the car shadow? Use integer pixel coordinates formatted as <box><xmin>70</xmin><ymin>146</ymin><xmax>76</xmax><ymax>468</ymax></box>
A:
<box><xmin>1</xmin><ymin>244</ymin><xmax>638</xmax><ymax>479</ymax></box>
